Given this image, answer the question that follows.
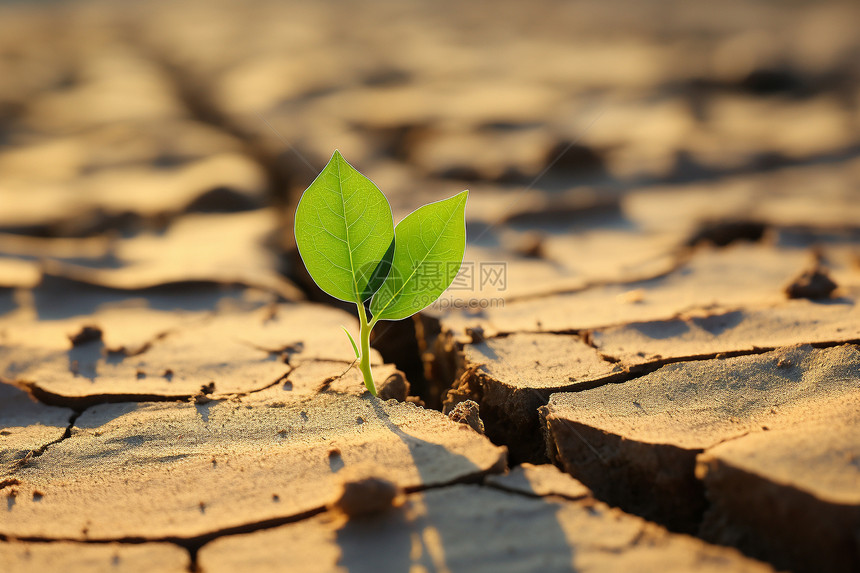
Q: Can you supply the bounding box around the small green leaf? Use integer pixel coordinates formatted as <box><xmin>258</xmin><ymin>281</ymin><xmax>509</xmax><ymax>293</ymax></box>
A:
<box><xmin>341</xmin><ymin>326</ymin><xmax>360</xmax><ymax>359</ymax></box>
<box><xmin>295</xmin><ymin>150</ymin><xmax>394</xmax><ymax>303</ymax></box>
<box><xmin>370</xmin><ymin>190</ymin><xmax>468</xmax><ymax>321</ymax></box>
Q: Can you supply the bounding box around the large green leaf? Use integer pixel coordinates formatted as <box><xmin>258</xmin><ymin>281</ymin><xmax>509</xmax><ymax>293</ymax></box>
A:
<box><xmin>295</xmin><ymin>150</ymin><xmax>394</xmax><ymax>303</ymax></box>
<box><xmin>370</xmin><ymin>190</ymin><xmax>468</xmax><ymax>321</ymax></box>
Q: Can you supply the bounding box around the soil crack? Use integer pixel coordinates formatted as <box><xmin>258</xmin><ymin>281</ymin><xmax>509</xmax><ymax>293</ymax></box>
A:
<box><xmin>0</xmin><ymin>468</ymin><xmax>505</xmax><ymax>562</ymax></box>
<box><xmin>10</xmin><ymin>411</ymin><xmax>80</xmax><ymax>473</ymax></box>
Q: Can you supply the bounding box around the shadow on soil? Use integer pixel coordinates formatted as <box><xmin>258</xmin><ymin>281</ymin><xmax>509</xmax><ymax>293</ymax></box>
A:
<box><xmin>330</xmin><ymin>399</ymin><xmax>576</xmax><ymax>572</ymax></box>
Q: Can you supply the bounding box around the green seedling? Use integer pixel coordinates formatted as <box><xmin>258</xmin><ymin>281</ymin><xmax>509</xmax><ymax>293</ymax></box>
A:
<box><xmin>295</xmin><ymin>150</ymin><xmax>468</xmax><ymax>396</ymax></box>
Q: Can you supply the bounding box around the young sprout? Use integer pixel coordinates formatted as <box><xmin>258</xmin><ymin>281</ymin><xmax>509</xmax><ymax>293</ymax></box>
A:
<box><xmin>295</xmin><ymin>150</ymin><xmax>468</xmax><ymax>396</ymax></box>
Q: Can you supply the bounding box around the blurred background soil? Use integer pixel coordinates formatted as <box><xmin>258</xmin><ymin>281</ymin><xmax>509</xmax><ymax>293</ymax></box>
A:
<box><xmin>1</xmin><ymin>0</ymin><xmax>857</xmax><ymax>239</ymax></box>
<box><xmin>0</xmin><ymin>0</ymin><xmax>858</xmax><ymax>571</ymax></box>
<box><xmin>2</xmin><ymin>0</ymin><xmax>858</xmax><ymax>386</ymax></box>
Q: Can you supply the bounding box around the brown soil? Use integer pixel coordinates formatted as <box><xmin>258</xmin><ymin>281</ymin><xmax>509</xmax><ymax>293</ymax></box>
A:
<box><xmin>541</xmin><ymin>345</ymin><xmax>860</xmax><ymax>532</ymax></box>
<box><xmin>198</xmin><ymin>485</ymin><xmax>773</xmax><ymax>573</ymax></box>
<box><xmin>1</xmin><ymin>0</ymin><xmax>858</xmax><ymax>571</ymax></box>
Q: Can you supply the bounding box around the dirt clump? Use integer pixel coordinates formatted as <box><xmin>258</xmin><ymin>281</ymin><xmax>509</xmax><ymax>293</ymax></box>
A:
<box><xmin>377</xmin><ymin>371</ymin><xmax>410</xmax><ymax>401</ymax></box>
<box><xmin>330</xmin><ymin>466</ymin><xmax>404</xmax><ymax>518</ymax></box>
<box><xmin>446</xmin><ymin>399</ymin><xmax>485</xmax><ymax>434</ymax></box>
<box><xmin>67</xmin><ymin>325</ymin><xmax>103</xmax><ymax>346</ymax></box>
<box><xmin>785</xmin><ymin>266</ymin><xmax>838</xmax><ymax>299</ymax></box>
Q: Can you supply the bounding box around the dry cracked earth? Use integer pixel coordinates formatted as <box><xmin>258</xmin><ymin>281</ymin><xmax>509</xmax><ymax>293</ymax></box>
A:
<box><xmin>1</xmin><ymin>0</ymin><xmax>859</xmax><ymax>571</ymax></box>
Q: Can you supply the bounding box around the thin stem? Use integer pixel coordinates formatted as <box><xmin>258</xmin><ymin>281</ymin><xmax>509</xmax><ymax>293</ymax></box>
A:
<box><xmin>356</xmin><ymin>302</ymin><xmax>376</xmax><ymax>396</ymax></box>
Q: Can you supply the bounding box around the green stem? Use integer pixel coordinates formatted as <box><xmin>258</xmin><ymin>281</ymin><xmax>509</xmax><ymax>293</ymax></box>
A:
<box><xmin>357</xmin><ymin>302</ymin><xmax>377</xmax><ymax>396</ymax></box>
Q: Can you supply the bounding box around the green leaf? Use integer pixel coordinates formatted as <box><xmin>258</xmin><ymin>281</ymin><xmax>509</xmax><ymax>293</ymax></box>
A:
<box><xmin>370</xmin><ymin>190</ymin><xmax>468</xmax><ymax>321</ymax></box>
<box><xmin>341</xmin><ymin>326</ymin><xmax>360</xmax><ymax>359</ymax></box>
<box><xmin>295</xmin><ymin>150</ymin><xmax>394</xmax><ymax>303</ymax></box>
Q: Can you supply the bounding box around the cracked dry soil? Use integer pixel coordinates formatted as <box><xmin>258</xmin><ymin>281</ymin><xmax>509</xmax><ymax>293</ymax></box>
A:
<box><xmin>2</xmin><ymin>0</ymin><xmax>860</xmax><ymax>571</ymax></box>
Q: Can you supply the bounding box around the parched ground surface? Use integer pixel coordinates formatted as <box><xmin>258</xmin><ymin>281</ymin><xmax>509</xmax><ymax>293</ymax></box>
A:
<box><xmin>1</xmin><ymin>0</ymin><xmax>859</xmax><ymax>571</ymax></box>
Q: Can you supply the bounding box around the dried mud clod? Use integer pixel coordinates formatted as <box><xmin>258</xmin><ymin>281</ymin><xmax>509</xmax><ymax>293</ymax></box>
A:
<box><xmin>514</xmin><ymin>232</ymin><xmax>547</xmax><ymax>259</ymax></box>
<box><xmin>695</xmin><ymin>396</ymin><xmax>860</xmax><ymax>573</ymax></box>
<box><xmin>542</xmin><ymin>344</ymin><xmax>860</xmax><ymax>538</ymax></box>
<box><xmin>329</xmin><ymin>474</ymin><xmax>404</xmax><ymax>518</ymax></box>
<box><xmin>376</xmin><ymin>371</ymin><xmax>410</xmax><ymax>402</ymax></box>
<box><xmin>446</xmin><ymin>399</ymin><xmax>485</xmax><ymax>434</ymax></box>
<box><xmin>0</xmin><ymin>477</ymin><xmax>22</xmax><ymax>490</ymax></box>
<box><xmin>542</xmin><ymin>141</ymin><xmax>606</xmax><ymax>176</ymax></box>
<box><xmin>686</xmin><ymin>220</ymin><xmax>767</xmax><ymax>248</ymax></box>
<box><xmin>0</xmin><ymin>392</ymin><xmax>505</xmax><ymax>540</ymax></box>
<box><xmin>68</xmin><ymin>325</ymin><xmax>103</xmax><ymax>346</ymax></box>
<box><xmin>443</xmin><ymin>365</ymin><xmax>485</xmax><ymax>414</ymax></box>
<box><xmin>465</xmin><ymin>326</ymin><xmax>485</xmax><ymax>344</ymax></box>
<box><xmin>785</xmin><ymin>267</ymin><xmax>838</xmax><ymax>299</ymax></box>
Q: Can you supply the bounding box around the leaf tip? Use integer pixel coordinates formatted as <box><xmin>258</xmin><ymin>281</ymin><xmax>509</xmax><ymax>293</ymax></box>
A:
<box><xmin>341</xmin><ymin>326</ymin><xmax>360</xmax><ymax>359</ymax></box>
